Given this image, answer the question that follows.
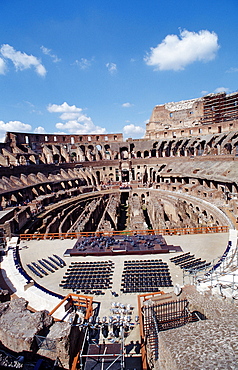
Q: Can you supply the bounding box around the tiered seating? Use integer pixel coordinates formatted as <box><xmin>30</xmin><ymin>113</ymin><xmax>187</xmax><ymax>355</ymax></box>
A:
<box><xmin>170</xmin><ymin>252</ymin><xmax>210</xmax><ymax>272</ymax></box>
<box><xmin>121</xmin><ymin>259</ymin><xmax>173</xmax><ymax>293</ymax></box>
<box><xmin>60</xmin><ymin>261</ymin><xmax>114</xmax><ymax>295</ymax></box>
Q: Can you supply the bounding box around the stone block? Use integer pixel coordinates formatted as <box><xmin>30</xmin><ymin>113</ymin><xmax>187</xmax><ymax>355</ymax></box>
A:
<box><xmin>0</xmin><ymin>298</ymin><xmax>53</xmax><ymax>353</ymax></box>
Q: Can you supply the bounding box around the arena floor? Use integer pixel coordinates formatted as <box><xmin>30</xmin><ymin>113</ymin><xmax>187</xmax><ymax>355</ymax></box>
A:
<box><xmin>18</xmin><ymin>232</ymin><xmax>229</xmax><ymax>317</ymax></box>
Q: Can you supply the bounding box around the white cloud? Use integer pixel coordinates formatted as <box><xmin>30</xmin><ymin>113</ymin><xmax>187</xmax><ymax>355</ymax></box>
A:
<box><xmin>122</xmin><ymin>102</ymin><xmax>133</xmax><ymax>108</ymax></box>
<box><xmin>35</xmin><ymin>64</ymin><xmax>47</xmax><ymax>76</ymax></box>
<box><xmin>74</xmin><ymin>57</ymin><xmax>93</xmax><ymax>70</ymax></box>
<box><xmin>123</xmin><ymin>124</ymin><xmax>145</xmax><ymax>138</ymax></box>
<box><xmin>59</xmin><ymin>112</ymin><xmax>83</xmax><ymax>120</ymax></box>
<box><xmin>34</xmin><ymin>126</ymin><xmax>46</xmax><ymax>134</ymax></box>
<box><xmin>0</xmin><ymin>44</ymin><xmax>46</xmax><ymax>76</ymax></box>
<box><xmin>0</xmin><ymin>57</ymin><xmax>7</xmax><ymax>74</ymax></box>
<box><xmin>40</xmin><ymin>46</ymin><xmax>61</xmax><ymax>63</ymax></box>
<box><xmin>0</xmin><ymin>120</ymin><xmax>32</xmax><ymax>132</ymax></box>
<box><xmin>0</xmin><ymin>120</ymin><xmax>32</xmax><ymax>142</ymax></box>
<box><xmin>226</xmin><ymin>67</ymin><xmax>238</xmax><ymax>73</ymax></box>
<box><xmin>48</xmin><ymin>102</ymin><xmax>82</xmax><ymax>114</ymax></box>
<box><xmin>144</xmin><ymin>29</ymin><xmax>219</xmax><ymax>71</ymax></box>
<box><xmin>106</xmin><ymin>62</ymin><xmax>117</xmax><ymax>74</ymax></box>
<box><xmin>214</xmin><ymin>87</ymin><xmax>230</xmax><ymax>94</ymax></box>
<box><xmin>55</xmin><ymin>120</ymin><xmax>106</xmax><ymax>134</ymax></box>
<box><xmin>48</xmin><ymin>102</ymin><xmax>106</xmax><ymax>134</ymax></box>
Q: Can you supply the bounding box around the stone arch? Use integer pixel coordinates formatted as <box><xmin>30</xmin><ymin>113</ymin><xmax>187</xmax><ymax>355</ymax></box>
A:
<box><xmin>144</xmin><ymin>150</ymin><xmax>150</xmax><ymax>158</ymax></box>
<box><xmin>224</xmin><ymin>143</ymin><xmax>232</xmax><ymax>154</ymax></box>
<box><xmin>120</xmin><ymin>147</ymin><xmax>129</xmax><ymax>160</ymax></box>
<box><xmin>104</xmin><ymin>144</ymin><xmax>111</xmax><ymax>159</ymax></box>
<box><xmin>96</xmin><ymin>171</ymin><xmax>100</xmax><ymax>183</ymax></box>
<box><xmin>151</xmin><ymin>149</ymin><xmax>157</xmax><ymax>157</ymax></box>
<box><xmin>53</xmin><ymin>154</ymin><xmax>60</xmax><ymax>163</ymax></box>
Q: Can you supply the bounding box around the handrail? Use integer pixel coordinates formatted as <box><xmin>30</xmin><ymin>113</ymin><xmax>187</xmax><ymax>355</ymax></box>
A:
<box><xmin>19</xmin><ymin>225</ymin><xmax>229</xmax><ymax>240</ymax></box>
<box><xmin>137</xmin><ymin>291</ymin><xmax>165</xmax><ymax>370</ymax></box>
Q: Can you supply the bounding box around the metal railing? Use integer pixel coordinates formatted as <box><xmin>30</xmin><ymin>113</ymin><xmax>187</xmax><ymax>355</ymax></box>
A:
<box><xmin>19</xmin><ymin>225</ymin><xmax>229</xmax><ymax>241</ymax></box>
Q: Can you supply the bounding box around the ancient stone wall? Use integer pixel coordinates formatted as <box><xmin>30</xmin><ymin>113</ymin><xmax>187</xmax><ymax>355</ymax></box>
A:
<box><xmin>0</xmin><ymin>298</ymin><xmax>53</xmax><ymax>353</ymax></box>
<box><xmin>147</xmin><ymin>98</ymin><xmax>203</xmax><ymax>135</ymax></box>
<box><xmin>127</xmin><ymin>192</ymin><xmax>145</xmax><ymax>230</ymax></box>
<box><xmin>37</xmin><ymin>318</ymin><xmax>81</xmax><ymax>369</ymax></box>
<box><xmin>0</xmin><ymin>297</ymin><xmax>81</xmax><ymax>369</ymax></box>
<box><xmin>146</xmin><ymin>92</ymin><xmax>238</xmax><ymax>140</ymax></box>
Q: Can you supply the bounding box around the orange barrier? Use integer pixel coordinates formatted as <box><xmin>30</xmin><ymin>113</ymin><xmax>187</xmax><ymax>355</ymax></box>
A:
<box><xmin>20</xmin><ymin>225</ymin><xmax>229</xmax><ymax>241</ymax></box>
<box><xmin>49</xmin><ymin>293</ymin><xmax>93</xmax><ymax>320</ymax></box>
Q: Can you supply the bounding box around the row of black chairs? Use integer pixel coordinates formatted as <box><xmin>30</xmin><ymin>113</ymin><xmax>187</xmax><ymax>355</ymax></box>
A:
<box><xmin>124</xmin><ymin>260</ymin><xmax>168</xmax><ymax>267</ymax></box>
<box><xmin>27</xmin><ymin>263</ymin><xmax>44</xmax><ymax>278</ymax></box>
<box><xmin>122</xmin><ymin>279</ymin><xmax>172</xmax><ymax>287</ymax></box>
<box><xmin>81</xmin><ymin>289</ymin><xmax>105</xmax><ymax>295</ymax></box>
<box><xmin>170</xmin><ymin>252</ymin><xmax>192</xmax><ymax>265</ymax></box>
<box><xmin>122</xmin><ymin>270</ymin><xmax>169</xmax><ymax>277</ymax></box>
<box><xmin>70</xmin><ymin>261</ymin><xmax>113</xmax><ymax>265</ymax></box>
<box><xmin>61</xmin><ymin>282</ymin><xmax>112</xmax><ymax>291</ymax></box>
<box><xmin>122</xmin><ymin>284</ymin><xmax>171</xmax><ymax>293</ymax></box>
<box><xmin>125</xmin><ymin>258</ymin><xmax>163</xmax><ymax>263</ymax></box>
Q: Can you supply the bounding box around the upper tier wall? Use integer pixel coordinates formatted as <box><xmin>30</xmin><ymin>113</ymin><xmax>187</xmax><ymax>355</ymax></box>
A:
<box><xmin>146</xmin><ymin>92</ymin><xmax>238</xmax><ymax>139</ymax></box>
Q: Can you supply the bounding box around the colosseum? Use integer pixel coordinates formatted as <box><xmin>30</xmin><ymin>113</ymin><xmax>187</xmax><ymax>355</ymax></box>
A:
<box><xmin>0</xmin><ymin>91</ymin><xmax>238</xmax><ymax>370</ymax></box>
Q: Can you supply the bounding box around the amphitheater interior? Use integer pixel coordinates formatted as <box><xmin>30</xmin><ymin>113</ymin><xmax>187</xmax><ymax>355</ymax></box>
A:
<box><xmin>0</xmin><ymin>92</ymin><xmax>238</xmax><ymax>370</ymax></box>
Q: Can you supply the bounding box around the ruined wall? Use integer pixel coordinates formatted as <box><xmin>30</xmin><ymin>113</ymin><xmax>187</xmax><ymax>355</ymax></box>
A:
<box><xmin>147</xmin><ymin>98</ymin><xmax>203</xmax><ymax>136</ymax></box>
<box><xmin>0</xmin><ymin>298</ymin><xmax>53</xmax><ymax>353</ymax></box>
<box><xmin>146</xmin><ymin>92</ymin><xmax>238</xmax><ymax>140</ymax></box>
<box><xmin>1</xmin><ymin>127</ymin><xmax>238</xmax><ymax>167</ymax></box>
<box><xmin>139</xmin><ymin>189</ymin><xmax>229</xmax><ymax>231</ymax></box>
<box><xmin>38</xmin><ymin>318</ymin><xmax>82</xmax><ymax>369</ymax></box>
<box><xmin>127</xmin><ymin>192</ymin><xmax>145</xmax><ymax>230</ymax></box>
<box><xmin>0</xmin><ymin>297</ymin><xmax>82</xmax><ymax>369</ymax></box>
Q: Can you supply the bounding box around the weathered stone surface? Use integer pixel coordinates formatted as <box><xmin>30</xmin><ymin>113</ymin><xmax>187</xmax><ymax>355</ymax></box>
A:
<box><xmin>38</xmin><ymin>321</ymin><xmax>71</xmax><ymax>367</ymax></box>
<box><xmin>38</xmin><ymin>313</ymin><xmax>82</xmax><ymax>369</ymax></box>
<box><xmin>0</xmin><ymin>300</ymin><xmax>10</xmax><ymax>316</ymax></box>
<box><xmin>0</xmin><ymin>298</ymin><xmax>53</xmax><ymax>353</ymax></box>
<box><xmin>155</xmin><ymin>287</ymin><xmax>238</xmax><ymax>370</ymax></box>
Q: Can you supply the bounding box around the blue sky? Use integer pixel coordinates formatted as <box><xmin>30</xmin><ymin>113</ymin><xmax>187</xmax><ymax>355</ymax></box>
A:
<box><xmin>0</xmin><ymin>0</ymin><xmax>238</xmax><ymax>141</ymax></box>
